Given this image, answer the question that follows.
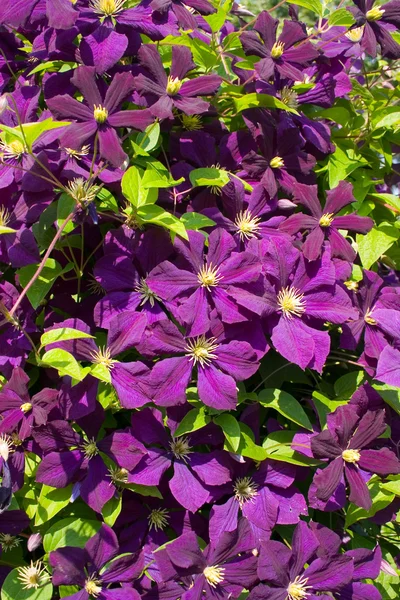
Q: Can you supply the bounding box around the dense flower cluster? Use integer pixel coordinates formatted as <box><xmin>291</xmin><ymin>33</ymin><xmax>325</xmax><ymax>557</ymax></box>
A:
<box><xmin>0</xmin><ymin>0</ymin><xmax>400</xmax><ymax>598</ymax></box>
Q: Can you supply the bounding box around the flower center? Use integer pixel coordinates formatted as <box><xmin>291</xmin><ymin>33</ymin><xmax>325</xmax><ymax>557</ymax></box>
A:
<box><xmin>0</xmin><ymin>434</ymin><xmax>13</xmax><ymax>461</ymax></box>
<box><xmin>277</xmin><ymin>286</ymin><xmax>306</xmax><ymax>319</ymax></box>
<box><xmin>17</xmin><ymin>561</ymin><xmax>48</xmax><ymax>590</ymax></box>
<box><xmin>169</xmin><ymin>437</ymin><xmax>193</xmax><ymax>461</ymax></box>
<box><xmin>65</xmin><ymin>145</ymin><xmax>91</xmax><ymax>159</ymax></box>
<box><xmin>345</xmin><ymin>26</ymin><xmax>364</xmax><ymax>42</ymax></box>
<box><xmin>148</xmin><ymin>508</ymin><xmax>170</xmax><ymax>531</ymax></box>
<box><xmin>271</xmin><ymin>41</ymin><xmax>285</xmax><ymax>58</ymax></box>
<box><xmin>0</xmin><ymin>533</ymin><xmax>20</xmax><ymax>551</ymax></box>
<box><xmin>342</xmin><ymin>449</ymin><xmax>361</xmax><ymax>463</ymax></box>
<box><xmin>67</xmin><ymin>177</ymin><xmax>100</xmax><ymax>205</ymax></box>
<box><xmin>20</xmin><ymin>402</ymin><xmax>32</xmax><ymax>413</ymax></box>
<box><xmin>83</xmin><ymin>438</ymin><xmax>99</xmax><ymax>459</ymax></box>
<box><xmin>344</xmin><ymin>280</ymin><xmax>359</xmax><ymax>291</ymax></box>
<box><xmin>270</xmin><ymin>156</ymin><xmax>284</xmax><ymax>169</ymax></box>
<box><xmin>134</xmin><ymin>278</ymin><xmax>160</xmax><ymax>307</ymax></box>
<box><xmin>287</xmin><ymin>575</ymin><xmax>312</xmax><ymax>600</ymax></box>
<box><xmin>181</xmin><ymin>114</ymin><xmax>202</xmax><ymax>130</ymax></box>
<box><xmin>185</xmin><ymin>335</ymin><xmax>219</xmax><ymax>367</ymax></box>
<box><xmin>85</xmin><ymin>576</ymin><xmax>102</xmax><ymax>597</ymax></box>
<box><xmin>108</xmin><ymin>466</ymin><xmax>128</xmax><ymax>484</ymax></box>
<box><xmin>233</xmin><ymin>476</ymin><xmax>258</xmax><ymax>506</ymax></box>
<box><xmin>90</xmin><ymin>346</ymin><xmax>116</xmax><ymax>370</ymax></box>
<box><xmin>0</xmin><ymin>139</ymin><xmax>25</xmax><ymax>159</ymax></box>
<box><xmin>281</xmin><ymin>86</ymin><xmax>299</xmax><ymax>109</ymax></box>
<box><xmin>319</xmin><ymin>213</ymin><xmax>334</xmax><ymax>227</ymax></box>
<box><xmin>197</xmin><ymin>263</ymin><xmax>222</xmax><ymax>290</ymax></box>
<box><xmin>87</xmin><ymin>275</ymin><xmax>105</xmax><ymax>295</ymax></box>
<box><xmin>234</xmin><ymin>209</ymin><xmax>261</xmax><ymax>241</ymax></box>
<box><xmin>0</xmin><ymin>207</ymin><xmax>11</xmax><ymax>228</ymax></box>
<box><xmin>366</xmin><ymin>6</ymin><xmax>385</xmax><ymax>20</ymax></box>
<box><xmin>93</xmin><ymin>104</ymin><xmax>109</xmax><ymax>123</ymax></box>
<box><xmin>364</xmin><ymin>310</ymin><xmax>377</xmax><ymax>326</ymax></box>
<box><xmin>203</xmin><ymin>565</ymin><xmax>225</xmax><ymax>588</ymax></box>
<box><xmin>89</xmin><ymin>0</ymin><xmax>126</xmax><ymax>16</ymax></box>
<box><xmin>166</xmin><ymin>76</ymin><xmax>183</xmax><ymax>95</ymax></box>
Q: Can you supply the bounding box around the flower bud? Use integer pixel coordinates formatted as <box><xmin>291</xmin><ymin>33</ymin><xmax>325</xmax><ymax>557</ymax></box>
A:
<box><xmin>27</xmin><ymin>533</ymin><xmax>42</xmax><ymax>552</ymax></box>
<box><xmin>380</xmin><ymin>559</ymin><xmax>398</xmax><ymax>577</ymax></box>
<box><xmin>0</xmin><ymin>95</ymin><xmax>8</xmax><ymax>116</ymax></box>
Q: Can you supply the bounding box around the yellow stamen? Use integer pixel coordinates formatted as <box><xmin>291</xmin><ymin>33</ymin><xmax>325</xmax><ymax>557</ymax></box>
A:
<box><xmin>17</xmin><ymin>561</ymin><xmax>49</xmax><ymax>590</ymax></box>
<box><xmin>20</xmin><ymin>402</ymin><xmax>32</xmax><ymax>413</ymax></box>
<box><xmin>185</xmin><ymin>336</ymin><xmax>219</xmax><ymax>367</ymax></box>
<box><xmin>166</xmin><ymin>76</ymin><xmax>182</xmax><ymax>96</ymax></box>
<box><xmin>181</xmin><ymin>114</ymin><xmax>202</xmax><ymax>131</ymax></box>
<box><xmin>234</xmin><ymin>209</ymin><xmax>261</xmax><ymax>241</ymax></box>
<box><xmin>287</xmin><ymin>575</ymin><xmax>312</xmax><ymax>600</ymax></box>
<box><xmin>366</xmin><ymin>6</ymin><xmax>385</xmax><ymax>20</ymax></box>
<box><xmin>203</xmin><ymin>565</ymin><xmax>225</xmax><ymax>588</ymax></box>
<box><xmin>83</xmin><ymin>438</ymin><xmax>99</xmax><ymax>459</ymax></box>
<box><xmin>345</xmin><ymin>26</ymin><xmax>364</xmax><ymax>42</ymax></box>
<box><xmin>270</xmin><ymin>156</ymin><xmax>284</xmax><ymax>169</ymax></box>
<box><xmin>342</xmin><ymin>448</ymin><xmax>361</xmax><ymax>463</ymax></box>
<box><xmin>319</xmin><ymin>213</ymin><xmax>334</xmax><ymax>227</ymax></box>
<box><xmin>89</xmin><ymin>0</ymin><xmax>126</xmax><ymax>16</ymax></box>
<box><xmin>93</xmin><ymin>104</ymin><xmax>108</xmax><ymax>123</ymax></box>
<box><xmin>90</xmin><ymin>346</ymin><xmax>116</xmax><ymax>369</ymax></box>
<box><xmin>169</xmin><ymin>437</ymin><xmax>193</xmax><ymax>461</ymax></box>
<box><xmin>277</xmin><ymin>287</ymin><xmax>306</xmax><ymax>319</ymax></box>
<box><xmin>148</xmin><ymin>508</ymin><xmax>170</xmax><ymax>531</ymax></box>
<box><xmin>364</xmin><ymin>310</ymin><xmax>377</xmax><ymax>326</ymax></box>
<box><xmin>270</xmin><ymin>41</ymin><xmax>285</xmax><ymax>58</ymax></box>
<box><xmin>233</xmin><ymin>476</ymin><xmax>258</xmax><ymax>507</ymax></box>
<box><xmin>197</xmin><ymin>263</ymin><xmax>222</xmax><ymax>290</ymax></box>
<box><xmin>85</xmin><ymin>576</ymin><xmax>102</xmax><ymax>597</ymax></box>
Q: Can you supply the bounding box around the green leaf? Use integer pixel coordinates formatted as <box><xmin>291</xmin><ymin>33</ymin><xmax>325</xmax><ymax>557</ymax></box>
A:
<box><xmin>334</xmin><ymin>371</ymin><xmax>365</xmax><ymax>399</ymax></box>
<box><xmin>328</xmin><ymin>8</ymin><xmax>355</xmax><ymax>26</ymax></box>
<box><xmin>41</xmin><ymin>348</ymin><xmax>83</xmax><ymax>381</ymax></box>
<box><xmin>215</xmin><ymin>414</ymin><xmax>241</xmax><ymax>452</ymax></box>
<box><xmin>1</xmin><ymin>570</ymin><xmax>53</xmax><ymax>600</ymax></box>
<box><xmin>328</xmin><ymin>145</ymin><xmax>367</xmax><ymax>188</ymax></box>
<box><xmin>311</xmin><ymin>391</ymin><xmax>348</xmax><ymax>429</ymax></box>
<box><xmin>43</xmin><ymin>517</ymin><xmax>102</xmax><ymax>553</ymax></box>
<box><xmin>258</xmin><ymin>389</ymin><xmax>313</xmax><ymax>431</ymax></box>
<box><xmin>41</xmin><ymin>327</ymin><xmax>94</xmax><ymax>347</ymax></box>
<box><xmin>122</xmin><ymin>166</ymin><xmax>145</xmax><ymax>207</ymax></box>
<box><xmin>17</xmin><ymin>258</ymin><xmax>64</xmax><ymax>309</ymax></box>
<box><xmin>189</xmin><ymin>167</ymin><xmax>230</xmax><ymax>189</ymax></box>
<box><xmin>102</xmin><ymin>495</ymin><xmax>122</xmax><ymax>526</ymax></box>
<box><xmin>375</xmin><ymin>112</ymin><xmax>400</xmax><ymax>129</ymax></box>
<box><xmin>35</xmin><ymin>484</ymin><xmax>72</xmax><ymax>526</ymax></box>
<box><xmin>90</xmin><ymin>362</ymin><xmax>112</xmax><ymax>383</ymax></box>
<box><xmin>234</xmin><ymin>92</ymin><xmax>299</xmax><ymax>114</ymax></box>
<box><xmin>57</xmin><ymin>193</ymin><xmax>76</xmax><ymax>234</ymax></box>
<box><xmin>262</xmin><ymin>430</ymin><xmax>322</xmax><ymax>466</ymax></box>
<box><xmin>368</xmin><ymin>193</ymin><xmax>400</xmax><ymax>212</ymax></box>
<box><xmin>357</xmin><ymin>225</ymin><xmax>400</xmax><ymax>269</ymax></box>
<box><xmin>136</xmin><ymin>122</ymin><xmax>160</xmax><ymax>152</ymax></box>
<box><xmin>286</xmin><ymin>0</ymin><xmax>323</xmax><ymax>15</ymax></box>
<box><xmin>97</xmin><ymin>188</ymin><xmax>119</xmax><ymax>213</ymax></box>
<box><xmin>138</xmin><ymin>205</ymin><xmax>188</xmax><ymax>240</ymax></box>
<box><xmin>126</xmin><ymin>484</ymin><xmax>162</xmax><ymax>498</ymax></box>
<box><xmin>381</xmin><ymin>477</ymin><xmax>400</xmax><ymax>495</ymax></box>
<box><xmin>180</xmin><ymin>212</ymin><xmax>215</xmax><ymax>231</ymax></box>
<box><xmin>373</xmin><ymin>383</ymin><xmax>400</xmax><ymax>415</ymax></box>
<box><xmin>175</xmin><ymin>407</ymin><xmax>211</xmax><ymax>437</ymax></box>
<box><xmin>235</xmin><ymin>423</ymin><xmax>268</xmax><ymax>461</ymax></box>
<box><xmin>0</xmin><ymin>118</ymin><xmax>70</xmax><ymax>151</ymax></box>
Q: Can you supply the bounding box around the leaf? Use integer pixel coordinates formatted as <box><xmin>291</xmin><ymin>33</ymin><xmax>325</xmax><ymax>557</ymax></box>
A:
<box><xmin>136</xmin><ymin>122</ymin><xmax>160</xmax><ymax>153</ymax></box>
<box><xmin>189</xmin><ymin>167</ymin><xmax>230</xmax><ymax>189</ymax></box>
<box><xmin>17</xmin><ymin>258</ymin><xmax>64</xmax><ymax>309</ymax></box>
<box><xmin>126</xmin><ymin>484</ymin><xmax>162</xmax><ymax>498</ymax></box>
<box><xmin>180</xmin><ymin>213</ymin><xmax>215</xmax><ymax>231</ymax></box>
<box><xmin>121</xmin><ymin>166</ymin><xmax>145</xmax><ymax>208</ymax></box>
<box><xmin>41</xmin><ymin>348</ymin><xmax>83</xmax><ymax>381</ymax></box>
<box><xmin>258</xmin><ymin>388</ymin><xmax>313</xmax><ymax>431</ymax></box>
<box><xmin>328</xmin><ymin>145</ymin><xmax>367</xmax><ymax>188</ymax></box>
<box><xmin>43</xmin><ymin>517</ymin><xmax>102</xmax><ymax>553</ymax></box>
<box><xmin>0</xmin><ymin>118</ymin><xmax>70</xmax><ymax>151</ymax></box>
<box><xmin>262</xmin><ymin>430</ymin><xmax>322</xmax><ymax>466</ymax></box>
<box><xmin>235</xmin><ymin>423</ymin><xmax>268</xmax><ymax>461</ymax></box>
<box><xmin>215</xmin><ymin>414</ymin><xmax>241</xmax><ymax>452</ymax></box>
<box><xmin>368</xmin><ymin>193</ymin><xmax>400</xmax><ymax>212</ymax></box>
<box><xmin>334</xmin><ymin>371</ymin><xmax>365</xmax><ymax>399</ymax></box>
<box><xmin>57</xmin><ymin>193</ymin><xmax>77</xmax><ymax>234</ymax></box>
<box><xmin>96</xmin><ymin>188</ymin><xmax>119</xmax><ymax>213</ymax></box>
<box><xmin>1</xmin><ymin>570</ymin><xmax>53</xmax><ymax>600</ymax></box>
<box><xmin>41</xmin><ymin>327</ymin><xmax>94</xmax><ymax>347</ymax></box>
<box><xmin>138</xmin><ymin>205</ymin><xmax>188</xmax><ymax>240</ymax></box>
<box><xmin>175</xmin><ymin>407</ymin><xmax>211</xmax><ymax>437</ymax></box>
<box><xmin>373</xmin><ymin>383</ymin><xmax>400</xmax><ymax>415</ymax></box>
<box><xmin>286</xmin><ymin>0</ymin><xmax>323</xmax><ymax>15</ymax></box>
<box><xmin>357</xmin><ymin>225</ymin><xmax>400</xmax><ymax>269</ymax></box>
<box><xmin>328</xmin><ymin>8</ymin><xmax>355</xmax><ymax>26</ymax></box>
<box><xmin>381</xmin><ymin>477</ymin><xmax>400</xmax><ymax>495</ymax></box>
<box><xmin>35</xmin><ymin>484</ymin><xmax>72</xmax><ymax>526</ymax></box>
<box><xmin>375</xmin><ymin>112</ymin><xmax>400</xmax><ymax>129</ymax></box>
<box><xmin>234</xmin><ymin>92</ymin><xmax>299</xmax><ymax>114</ymax></box>
<box><xmin>102</xmin><ymin>495</ymin><xmax>122</xmax><ymax>526</ymax></box>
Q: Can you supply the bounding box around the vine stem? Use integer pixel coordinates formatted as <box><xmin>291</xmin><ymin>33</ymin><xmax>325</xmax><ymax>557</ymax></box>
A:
<box><xmin>9</xmin><ymin>211</ymin><xmax>76</xmax><ymax>319</ymax></box>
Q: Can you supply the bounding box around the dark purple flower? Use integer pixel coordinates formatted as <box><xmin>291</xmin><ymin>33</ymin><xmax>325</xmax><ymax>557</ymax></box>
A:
<box><xmin>155</xmin><ymin>519</ymin><xmax>258</xmax><ymax>600</ymax></box>
<box><xmin>0</xmin><ymin>0</ymin><xmax>77</xmax><ymax>29</ymax></box>
<box><xmin>147</xmin><ymin>228</ymin><xmax>263</xmax><ymax>336</ymax></box>
<box><xmin>311</xmin><ymin>406</ymin><xmax>400</xmax><ymax>510</ymax></box>
<box><xmin>134</xmin><ymin>45</ymin><xmax>221</xmax><ymax>120</ymax></box>
<box><xmin>150</xmin><ymin>0</ymin><xmax>215</xmax><ymax>29</ymax></box>
<box><xmin>240</xmin><ymin>11</ymin><xmax>319</xmax><ymax>82</ymax></box>
<box><xmin>280</xmin><ymin>181</ymin><xmax>374</xmax><ymax>261</ymax></box>
<box><xmin>50</xmin><ymin>523</ymin><xmax>144</xmax><ymax>600</ymax></box>
<box><xmin>348</xmin><ymin>0</ymin><xmax>400</xmax><ymax>58</ymax></box>
<box><xmin>47</xmin><ymin>66</ymin><xmax>153</xmax><ymax>167</ymax></box>
<box><xmin>336</xmin><ymin>546</ymin><xmax>382</xmax><ymax>600</ymax></box>
<box><xmin>250</xmin><ymin>521</ymin><xmax>354</xmax><ymax>600</ymax></box>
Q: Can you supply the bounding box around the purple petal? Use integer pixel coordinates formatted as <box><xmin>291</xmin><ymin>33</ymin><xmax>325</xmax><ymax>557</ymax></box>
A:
<box><xmin>85</xmin><ymin>523</ymin><xmax>119</xmax><ymax>571</ymax></box>
<box><xmin>170</xmin><ymin>462</ymin><xmax>209</xmax><ymax>512</ymax></box>
<box><xmin>36</xmin><ymin>450</ymin><xmax>83</xmax><ymax>488</ymax></box>
<box><xmin>197</xmin><ymin>364</ymin><xmax>237</xmax><ymax>410</ymax></box>
<box><xmin>345</xmin><ymin>463</ymin><xmax>371</xmax><ymax>510</ymax></box>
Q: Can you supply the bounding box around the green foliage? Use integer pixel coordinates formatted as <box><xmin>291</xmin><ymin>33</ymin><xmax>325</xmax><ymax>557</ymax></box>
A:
<box><xmin>1</xmin><ymin>571</ymin><xmax>52</xmax><ymax>600</ymax></box>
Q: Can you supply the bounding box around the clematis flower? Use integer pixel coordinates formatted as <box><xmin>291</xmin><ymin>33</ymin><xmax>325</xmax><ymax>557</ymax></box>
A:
<box><xmin>240</xmin><ymin>11</ymin><xmax>319</xmax><ymax>82</ymax></box>
<box><xmin>348</xmin><ymin>0</ymin><xmax>400</xmax><ymax>58</ymax></box>
<box><xmin>155</xmin><ymin>519</ymin><xmax>258</xmax><ymax>600</ymax></box>
<box><xmin>141</xmin><ymin>317</ymin><xmax>259</xmax><ymax>410</ymax></box>
<box><xmin>147</xmin><ymin>228</ymin><xmax>263</xmax><ymax>336</ymax></box>
<box><xmin>50</xmin><ymin>523</ymin><xmax>144</xmax><ymax>600</ymax></box>
<box><xmin>0</xmin><ymin>509</ymin><xmax>30</xmax><ymax>555</ymax></box>
<box><xmin>280</xmin><ymin>180</ymin><xmax>374</xmax><ymax>261</ymax></box>
<box><xmin>33</xmin><ymin>418</ymin><xmax>146</xmax><ymax>513</ymax></box>
<box><xmin>249</xmin><ymin>520</ymin><xmax>354</xmax><ymax>600</ymax></box>
<box><xmin>47</xmin><ymin>66</ymin><xmax>153</xmax><ymax>167</ymax></box>
<box><xmin>252</xmin><ymin>237</ymin><xmax>357</xmax><ymax>372</ymax></box>
<box><xmin>128</xmin><ymin>407</ymin><xmax>231</xmax><ymax>512</ymax></box>
<box><xmin>310</xmin><ymin>406</ymin><xmax>400</xmax><ymax>510</ymax></box>
<box><xmin>0</xmin><ymin>367</ymin><xmax>58</xmax><ymax>440</ymax></box>
<box><xmin>336</xmin><ymin>546</ymin><xmax>382</xmax><ymax>600</ymax></box>
<box><xmin>149</xmin><ymin>0</ymin><xmax>216</xmax><ymax>29</ymax></box>
<box><xmin>134</xmin><ymin>45</ymin><xmax>221</xmax><ymax>120</ymax></box>
<box><xmin>0</xmin><ymin>0</ymin><xmax>77</xmax><ymax>29</ymax></box>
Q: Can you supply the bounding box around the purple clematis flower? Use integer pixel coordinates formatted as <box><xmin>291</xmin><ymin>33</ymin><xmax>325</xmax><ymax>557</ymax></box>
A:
<box><xmin>249</xmin><ymin>520</ymin><xmax>354</xmax><ymax>600</ymax></box>
<box><xmin>47</xmin><ymin>66</ymin><xmax>152</xmax><ymax>167</ymax></box>
<box><xmin>155</xmin><ymin>519</ymin><xmax>258</xmax><ymax>600</ymax></box>
<box><xmin>240</xmin><ymin>11</ymin><xmax>319</xmax><ymax>82</ymax></box>
<box><xmin>0</xmin><ymin>367</ymin><xmax>58</xmax><ymax>440</ymax></box>
<box><xmin>33</xmin><ymin>419</ymin><xmax>146</xmax><ymax>513</ymax></box>
<box><xmin>149</xmin><ymin>0</ymin><xmax>216</xmax><ymax>30</ymax></box>
<box><xmin>141</xmin><ymin>317</ymin><xmax>260</xmax><ymax>410</ymax></box>
<box><xmin>311</xmin><ymin>406</ymin><xmax>400</xmax><ymax>510</ymax></box>
<box><xmin>134</xmin><ymin>45</ymin><xmax>221</xmax><ymax>120</ymax></box>
<box><xmin>147</xmin><ymin>228</ymin><xmax>263</xmax><ymax>336</ymax></box>
<box><xmin>0</xmin><ymin>0</ymin><xmax>77</xmax><ymax>29</ymax></box>
<box><xmin>251</xmin><ymin>237</ymin><xmax>357</xmax><ymax>372</ymax></box>
<box><xmin>128</xmin><ymin>407</ymin><xmax>231</xmax><ymax>512</ymax></box>
<box><xmin>337</xmin><ymin>546</ymin><xmax>382</xmax><ymax>600</ymax></box>
<box><xmin>348</xmin><ymin>0</ymin><xmax>400</xmax><ymax>58</ymax></box>
<box><xmin>50</xmin><ymin>523</ymin><xmax>144</xmax><ymax>600</ymax></box>
<box><xmin>280</xmin><ymin>181</ymin><xmax>374</xmax><ymax>261</ymax></box>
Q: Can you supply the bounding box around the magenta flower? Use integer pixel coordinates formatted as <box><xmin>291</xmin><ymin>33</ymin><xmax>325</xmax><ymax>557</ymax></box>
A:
<box><xmin>47</xmin><ymin>66</ymin><xmax>153</xmax><ymax>167</ymax></box>
<box><xmin>311</xmin><ymin>406</ymin><xmax>400</xmax><ymax>510</ymax></box>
